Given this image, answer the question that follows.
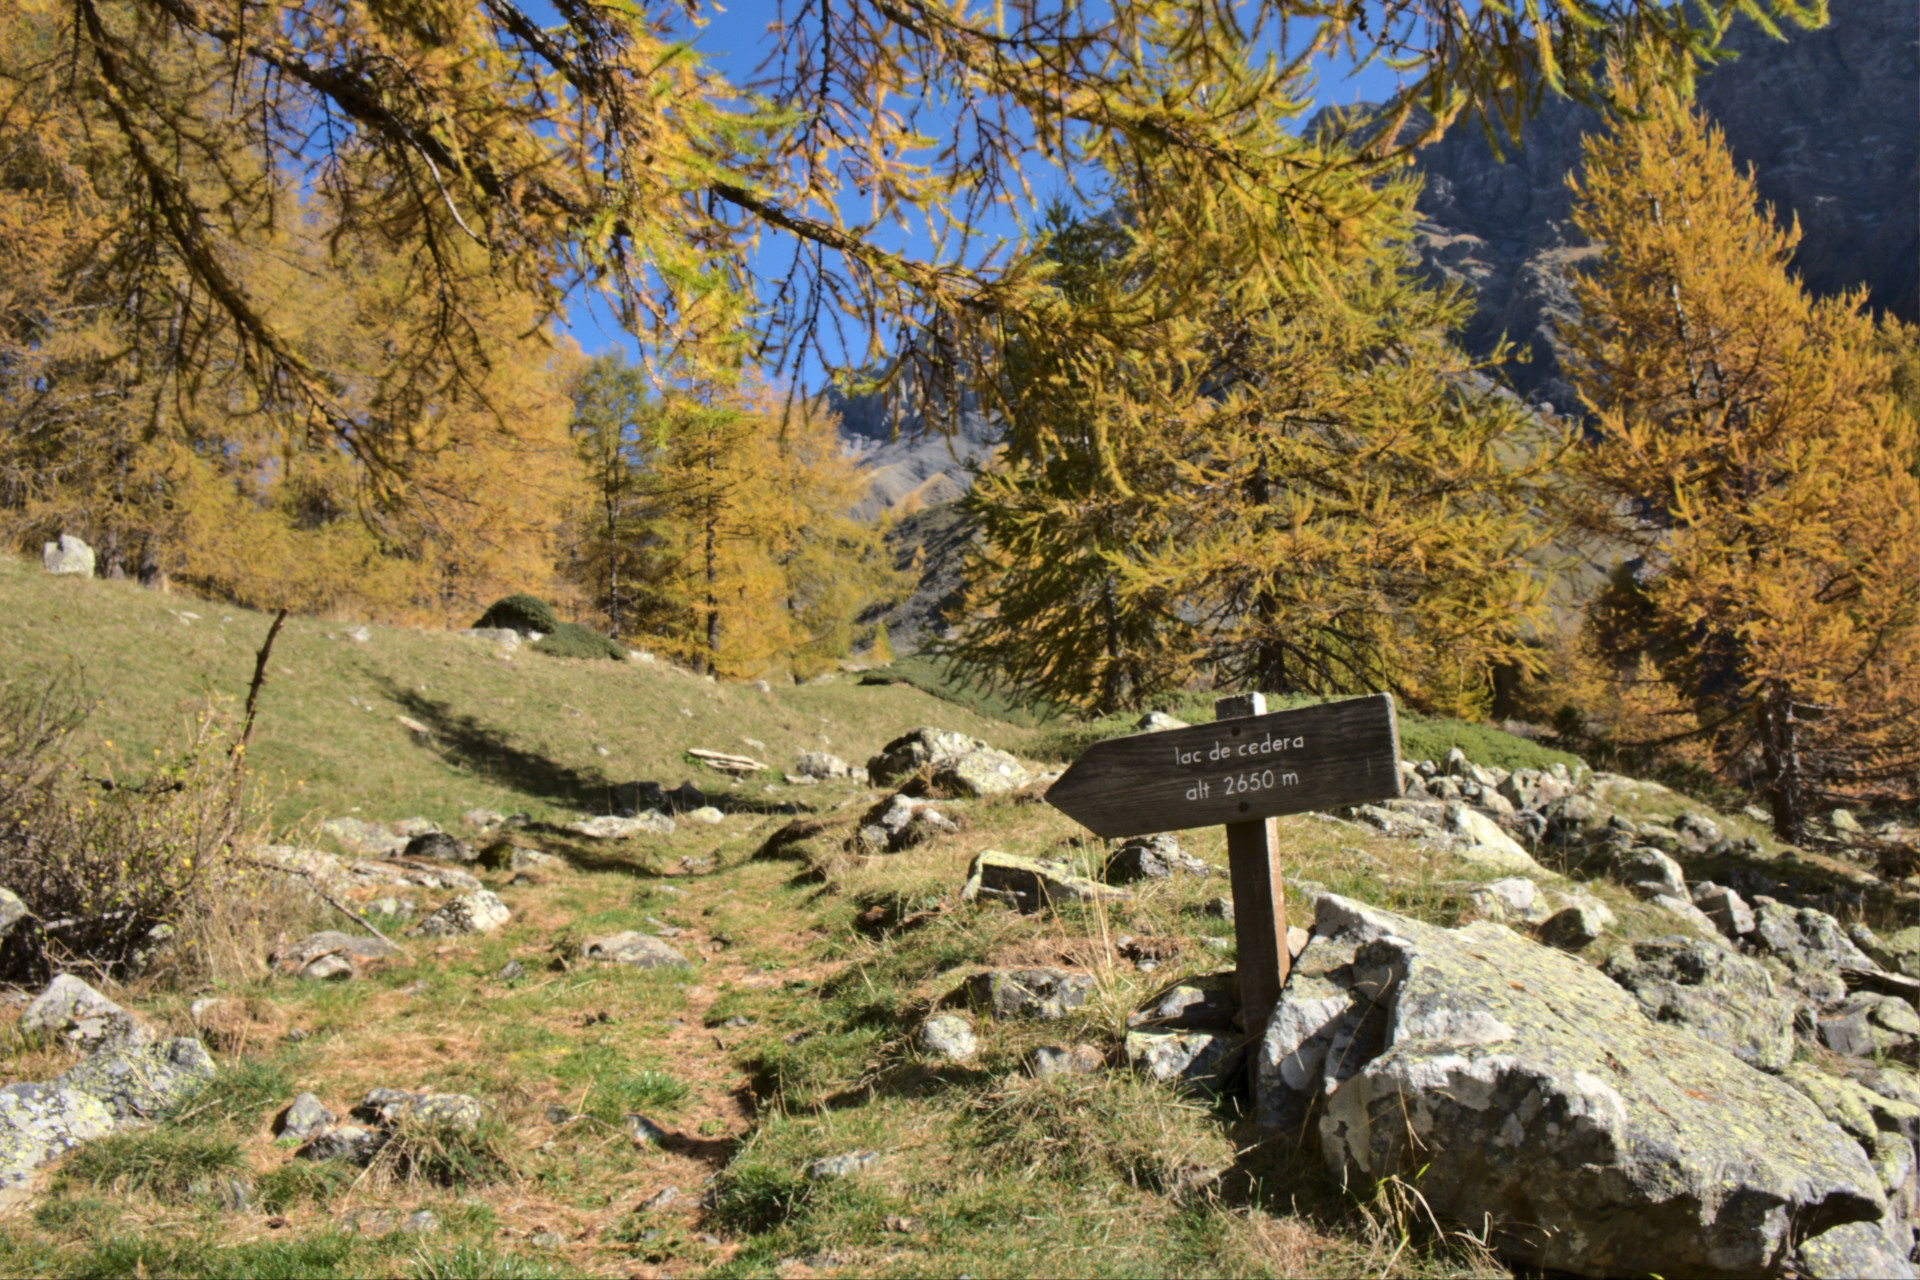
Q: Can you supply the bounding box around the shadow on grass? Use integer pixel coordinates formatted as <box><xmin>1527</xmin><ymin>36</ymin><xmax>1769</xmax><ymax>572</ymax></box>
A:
<box><xmin>382</xmin><ymin>682</ymin><xmax>616</xmax><ymax>813</ymax></box>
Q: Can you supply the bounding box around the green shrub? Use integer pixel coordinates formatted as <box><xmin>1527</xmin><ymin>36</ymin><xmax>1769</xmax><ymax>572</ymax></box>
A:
<box><xmin>531</xmin><ymin>621</ymin><xmax>626</xmax><ymax>661</ymax></box>
<box><xmin>709</xmin><ymin>1162</ymin><xmax>815</xmax><ymax>1234</ymax></box>
<box><xmin>473</xmin><ymin>594</ymin><xmax>561</xmax><ymax>636</ymax></box>
<box><xmin>0</xmin><ymin>672</ymin><xmax>274</xmax><ymax>984</ymax></box>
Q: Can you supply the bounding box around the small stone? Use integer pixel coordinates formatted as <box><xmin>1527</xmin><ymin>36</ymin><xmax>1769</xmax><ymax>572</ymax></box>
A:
<box><xmin>685</xmin><ymin>806</ymin><xmax>725</xmax><ymax>825</ymax></box>
<box><xmin>279</xmin><ymin>1093</ymin><xmax>335</xmax><ymax>1142</ymax></box>
<box><xmin>568</xmin><ymin>812</ymin><xmax>675</xmax><ymax>839</ymax></box>
<box><xmin>463</xmin><ymin>808</ymin><xmax>506</xmax><ymax>831</ymax></box>
<box><xmin>1203</xmin><ymin>896</ymin><xmax>1235</xmax><ymax>922</ymax></box>
<box><xmin>21</xmin><ymin>975</ymin><xmax>150</xmax><ymax>1051</ymax></box>
<box><xmin>42</xmin><ymin>534</ymin><xmax>94</xmax><ymax>577</ymax></box>
<box><xmin>339</xmin><ymin>1208</ymin><xmax>398</xmax><ymax>1236</ymax></box>
<box><xmin>806</xmin><ymin>1151</ymin><xmax>878</xmax><ymax>1180</ymax></box>
<box><xmin>301</xmin><ymin>954</ymin><xmax>356</xmax><ymax>981</ymax></box>
<box><xmin>1030</xmin><ymin>1044</ymin><xmax>1105</xmax><ymax>1077</ymax></box>
<box><xmin>581</xmin><ymin>932</ymin><xmax>688</xmax><ymax>968</ymax></box>
<box><xmin>401</xmin><ymin>1210</ymin><xmax>440</xmax><ymax>1235</ymax></box>
<box><xmin>1537</xmin><ymin>904</ymin><xmax>1607</xmax><ymax>950</ymax></box>
<box><xmin>300</xmin><ymin>1124</ymin><xmax>386</xmax><ymax>1165</ymax></box>
<box><xmin>640</xmin><ymin>1186</ymin><xmax>681</xmax><ymax>1211</ymax></box>
<box><xmin>528</xmin><ymin>1232</ymin><xmax>566</xmax><ymax>1249</ymax></box>
<box><xmin>495</xmin><ymin>960</ymin><xmax>527</xmax><ymax>982</ymax></box>
<box><xmin>626</xmin><ymin>1115</ymin><xmax>671</xmax><ymax>1145</ymax></box>
<box><xmin>403</xmin><ymin>832</ymin><xmax>474</xmax><ymax>863</ymax></box>
<box><xmin>1468</xmin><ymin>877</ymin><xmax>1548</xmax><ymax>924</ymax></box>
<box><xmin>919</xmin><ymin>1014</ymin><xmax>978</xmax><ymax>1062</ymax></box>
<box><xmin>959</xmin><ymin>968</ymin><xmax>1094</xmax><ymax>1020</ymax></box>
<box><xmin>413</xmin><ymin>890</ymin><xmax>511</xmax><ymax>936</ymax></box>
<box><xmin>1614</xmin><ymin>846</ymin><xmax>1688</xmax><ymax>899</ymax></box>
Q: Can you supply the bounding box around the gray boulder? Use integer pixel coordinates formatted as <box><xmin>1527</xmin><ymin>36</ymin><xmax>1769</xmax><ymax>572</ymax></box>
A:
<box><xmin>1536</xmin><ymin>903</ymin><xmax>1608</xmax><ymax>951</ymax></box>
<box><xmin>1125</xmin><ymin>1028</ymin><xmax>1241</xmax><ymax>1092</ymax></box>
<box><xmin>580</xmin><ymin>932</ymin><xmax>687</xmax><ymax>968</ymax></box>
<box><xmin>20</xmin><ymin>975</ymin><xmax>150</xmax><ymax>1052</ymax></box>
<box><xmin>1128</xmin><ymin>970</ymin><xmax>1238</xmax><ymax>1031</ymax></box>
<box><xmin>278</xmin><ymin>1093</ymin><xmax>335</xmax><ymax>1142</ymax></box>
<box><xmin>1466</xmin><ymin>877</ymin><xmax>1551</xmax><ymax>925</ymax></box>
<box><xmin>352</xmin><ymin>1088</ymin><xmax>481</xmax><ymax>1131</ymax></box>
<box><xmin>41</xmin><ymin>535</ymin><xmax>94</xmax><ymax>577</ymax></box>
<box><xmin>1031</xmin><ymin>1045</ymin><xmax>1106</xmax><ymax>1077</ymax></box>
<box><xmin>960</xmin><ymin>851</ymin><xmax>1129</xmax><ymax>910</ymax></box>
<box><xmin>1691</xmin><ymin>882</ymin><xmax>1758</xmax><ymax>938</ymax></box>
<box><xmin>1264</xmin><ymin>894</ymin><xmax>1888</xmax><ymax>1278</ymax></box>
<box><xmin>57</xmin><ymin>1036</ymin><xmax>216</xmax><ymax>1121</ymax></box>
<box><xmin>272</xmin><ymin>931</ymin><xmax>400</xmax><ymax>980</ymax></box>
<box><xmin>0</xmin><ymin>1082</ymin><xmax>116</xmax><ymax>1187</ymax></box>
<box><xmin>1601</xmin><ymin>938</ymin><xmax>1796</xmax><ymax>1072</ymax></box>
<box><xmin>793</xmin><ymin>750</ymin><xmax>851</xmax><ymax>780</ymax></box>
<box><xmin>1612</xmin><ymin>845</ymin><xmax>1688</xmax><ymax>899</ymax></box>
<box><xmin>567</xmin><ymin>812</ymin><xmax>674</xmax><ymax>839</ymax></box>
<box><xmin>867</xmin><ymin>727</ymin><xmax>1030</xmax><ymax>796</ymax></box>
<box><xmin>0</xmin><ymin>887</ymin><xmax>25</xmax><ymax>939</ymax></box>
<box><xmin>413</xmin><ymin>890</ymin><xmax>510</xmax><ymax>937</ymax></box>
<box><xmin>320</xmin><ymin>817</ymin><xmax>410</xmax><ymax>856</ymax></box>
<box><xmin>299</xmin><ymin>1124</ymin><xmax>386</xmax><ymax>1165</ymax></box>
<box><xmin>402</xmin><ymin>832</ymin><xmax>474</xmax><ymax>863</ymax></box>
<box><xmin>1103</xmin><ymin>834</ymin><xmax>1214</xmax><ymax>884</ymax></box>
<box><xmin>856</xmin><ymin>793</ymin><xmax>959</xmax><ymax>852</ymax></box>
<box><xmin>959</xmin><ymin>968</ymin><xmax>1093</xmax><ymax>1020</ymax></box>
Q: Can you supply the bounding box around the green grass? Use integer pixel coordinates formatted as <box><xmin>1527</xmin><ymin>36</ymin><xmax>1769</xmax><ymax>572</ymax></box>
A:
<box><xmin>54</xmin><ymin>1128</ymin><xmax>247</xmax><ymax>1201</ymax></box>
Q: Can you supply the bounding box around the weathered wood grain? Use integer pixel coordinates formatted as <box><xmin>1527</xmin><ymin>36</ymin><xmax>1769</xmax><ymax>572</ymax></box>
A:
<box><xmin>1044</xmin><ymin>693</ymin><xmax>1403</xmax><ymax>839</ymax></box>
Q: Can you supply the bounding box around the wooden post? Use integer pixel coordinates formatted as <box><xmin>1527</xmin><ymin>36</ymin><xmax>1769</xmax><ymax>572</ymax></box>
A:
<box><xmin>1217</xmin><ymin>692</ymin><xmax>1290</xmax><ymax>1031</ymax></box>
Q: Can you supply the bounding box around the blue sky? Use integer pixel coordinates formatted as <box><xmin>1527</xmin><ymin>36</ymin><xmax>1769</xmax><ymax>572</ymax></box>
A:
<box><xmin>560</xmin><ymin>2</ymin><xmax>1412</xmax><ymax>388</ymax></box>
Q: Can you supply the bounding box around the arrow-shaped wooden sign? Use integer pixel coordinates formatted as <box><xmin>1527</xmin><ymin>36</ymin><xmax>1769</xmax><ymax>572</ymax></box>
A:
<box><xmin>1045</xmin><ymin>693</ymin><xmax>1403</xmax><ymax>839</ymax></box>
<box><xmin>1046</xmin><ymin>692</ymin><xmax>1404</xmax><ymax>1031</ymax></box>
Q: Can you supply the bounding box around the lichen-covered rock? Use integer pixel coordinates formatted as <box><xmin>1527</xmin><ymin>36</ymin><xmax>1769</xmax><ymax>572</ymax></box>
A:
<box><xmin>0</xmin><ymin>1082</ymin><xmax>116</xmax><ymax>1187</ymax></box>
<box><xmin>57</xmin><ymin>1036</ymin><xmax>216</xmax><ymax>1121</ymax></box>
<box><xmin>1601</xmin><ymin>938</ymin><xmax>1796</xmax><ymax>1072</ymax></box>
<box><xmin>1817</xmin><ymin>993</ymin><xmax>1920</xmax><ymax>1058</ymax></box>
<box><xmin>1613</xmin><ymin>845</ymin><xmax>1688</xmax><ymax>898</ymax></box>
<box><xmin>278</xmin><ymin>1092</ymin><xmax>335</xmax><ymax>1142</ymax></box>
<box><xmin>580</xmin><ymin>932</ymin><xmax>687</xmax><ymax>968</ymax></box>
<box><xmin>1128</xmin><ymin>970</ymin><xmax>1238</xmax><ymax>1030</ymax></box>
<box><xmin>866</xmin><ymin>726</ymin><xmax>1031</xmax><ymax>796</ymax></box>
<box><xmin>345</xmin><ymin>858</ymin><xmax>481</xmax><ymax>891</ymax></box>
<box><xmin>1467</xmin><ymin>877</ymin><xmax>1551</xmax><ymax>924</ymax></box>
<box><xmin>352</xmin><ymin>1088</ymin><xmax>482</xmax><ymax>1131</ymax></box>
<box><xmin>414</xmin><ymin>890</ymin><xmax>510</xmax><ymax>936</ymax></box>
<box><xmin>568</xmin><ymin>812</ymin><xmax>675</xmax><ymax>839</ymax></box>
<box><xmin>1444</xmin><ymin>805</ymin><xmax>1541</xmax><ymax>872</ymax></box>
<box><xmin>1537</xmin><ymin>904</ymin><xmax>1607</xmax><ymax>951</ymax></box>
<box><xmin>1031</xmin><ymin>1044</ymin><xmax>1106</xmax><ymax>1077</ymax></box>
<box><xmin>961</xmin><ymin>851</ymin><xmax>1129</xmax><ymax>909</ymax></box>
<box><xmin>855</xmin><ymin>793</ymin><xmax>959</xmax><ymax>852</ymax></box>
<box><xmin>1268</xmin><ymin>894</ymin><xmax>1887</xmax><ymax>1279</ymax></box>
<box><xmin>41</xmin><ymin>533</ymin><xmax>94</xmax><ymax>577</ymax></box>
<box><xmin>918</xmin><ymin>1014</ymin><xmax>977</xmax><ymax>1062</ymax></box>
<box><xmin>402</xmin><ymin>832</ymin><xmax>475</xmax><ymax>863</ymax></box>
<box><xmin>1125</xmin><ymin>1028</ymin><xmax>1240</xmax><ymax>1092</ymax></box>
<box><xmin>320</xmin><ymin>817</ymin><xmax>409</xmax><ymax>856</ymax></box>
<box><xmin>1794</xmin><ymin>1221</ymin><xmax>1918</xmax><ymax>1280</ymax></box>
<box><xmin>1692</xmin><ymin>882</ymin><xmax>1758</xmax><ymax>938</ymax></box>
<box><xmin>20</xmin><ymin>975</ymin><xmax>151</xmax><ymax>1052</ymax></box>
<box><xmin>1103</xmin><ymin>834</ymin><xmax>1214</xmax><ymax>884</ymax></box>
<box><xmin>0</xmin><ymin>887</ymin><xmax>27</xmax><ymax>939</ymax></box>
<box><xmin>793</xmin><ymin>750</ymin><xmax>851</xmax><ymax>779</ymax></box>
<box><xmin>272</xmin><ymin>931</ymin><xmax>400</xmax><ymax>979</ymax></box>
<box><xmin>299</xmin><ymin>1124</ymin><xmax>386</xmax><ymax>1165</ymax></box>
<box><xmin>959</xmin><ymin>968</ymin><xmax>1093</xmax><ymax>1020</ymax></box>
<box><xmin>1872</xmin><ymin>927</ymin><xmax>1920</xmax><ymax>980</ymax></box>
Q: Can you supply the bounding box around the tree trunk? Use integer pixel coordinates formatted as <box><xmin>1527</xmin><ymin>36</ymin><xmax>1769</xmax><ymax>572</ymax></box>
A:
<box><xmin>703</xmin><ymin>443</ymin><xmax>719</xmax><ymax>673</ymax></box>
<box><xmin>1758</xmin><ymin>681</ymin><xmax>1807</xmax><ymax>843</ymax></box>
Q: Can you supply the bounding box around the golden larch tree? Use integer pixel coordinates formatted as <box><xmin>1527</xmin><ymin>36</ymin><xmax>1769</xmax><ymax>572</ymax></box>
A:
<box><xmin>1564</xmin><ymin>68</ymin><xmax>1920</xmax><ymax>840</ymax></box>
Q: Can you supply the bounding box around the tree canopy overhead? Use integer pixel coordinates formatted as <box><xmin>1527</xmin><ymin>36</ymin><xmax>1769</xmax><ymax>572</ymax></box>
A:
<box><xmin>13</xmin><ymin>0</ymin><xmax>1824</xmax><ymax>455</ymax></box>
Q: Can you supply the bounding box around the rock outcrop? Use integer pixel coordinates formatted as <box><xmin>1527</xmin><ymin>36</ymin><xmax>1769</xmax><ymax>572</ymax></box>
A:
<box><xmin>1259</xmin><ymin>894</ymin><xmax>1899</xmax><ymax>1279</ymax></box>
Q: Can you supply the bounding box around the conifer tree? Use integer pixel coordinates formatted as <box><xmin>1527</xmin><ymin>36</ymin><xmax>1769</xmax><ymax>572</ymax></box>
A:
<box><xmin>1564</xmin><ymin>68</ymin><xmax>1920</xmax><ymax>841</ymax></box>
<box><xmin>952</xmin><ymin>149</ymin><xmax>1556</xmax><ymax>714</ymax></box>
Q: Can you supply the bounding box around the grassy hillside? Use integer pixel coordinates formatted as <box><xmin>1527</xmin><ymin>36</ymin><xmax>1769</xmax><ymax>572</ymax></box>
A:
<box><xmin>0</xmin><ymin>555</ymin><xmax>1022</xmax><ymax>836</ymax></box>
<box><xmin>4</xmin><ymin>555</ymin><xmax>1892</xmax><ymax>1280</ymax></box>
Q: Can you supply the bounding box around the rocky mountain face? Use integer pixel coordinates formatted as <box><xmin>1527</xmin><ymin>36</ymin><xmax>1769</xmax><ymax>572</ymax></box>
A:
<box><xmin>1400</xmin><ymin>0</ymin><xmax>1917</xmax><ymax>409</ymax></box>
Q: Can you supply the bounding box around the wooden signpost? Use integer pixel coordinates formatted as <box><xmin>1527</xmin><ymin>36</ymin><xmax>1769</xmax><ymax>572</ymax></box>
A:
<box><xmin>1046</xmin><ymin>692</ymin><xmax>1403</xmax><ymax>1027</ymax></box>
